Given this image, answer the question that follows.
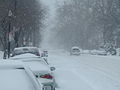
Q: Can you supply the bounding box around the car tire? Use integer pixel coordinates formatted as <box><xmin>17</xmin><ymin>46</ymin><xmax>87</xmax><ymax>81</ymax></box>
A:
<box><xmin>51</xmin><ymin>86</ymin><xmax>55</xmax><ymax>90</ymax></box>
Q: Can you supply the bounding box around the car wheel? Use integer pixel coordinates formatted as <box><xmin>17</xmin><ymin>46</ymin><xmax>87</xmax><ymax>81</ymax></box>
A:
<box><xmin>51</xmin><ymin>86</ymin><xmax>55</xmax><ymax>90</ymax></box>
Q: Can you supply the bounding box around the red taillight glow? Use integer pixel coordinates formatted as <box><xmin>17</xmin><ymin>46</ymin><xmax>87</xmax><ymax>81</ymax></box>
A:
<box><xmin>40</xmin><ymin>74</ymin><xmax>53</xmax><ymax>79</ymax></box>
<box><xmin>36</xmin><ymin>53</ymin><xmax>40</xmax><ymax>56</ymax></box>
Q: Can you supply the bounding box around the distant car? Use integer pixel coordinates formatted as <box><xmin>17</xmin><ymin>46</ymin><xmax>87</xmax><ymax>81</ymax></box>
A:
<box><xmin>10</xmin><ymin>53</ymin><xmax>56</xmax><ymax>90</ymax></box>
<box><xmin>96</xmin><ymin>50</ymin><xmax>107</xmax><ymax>56</ymax></box>
<box><xmin>41</xmin><ymin>50</ymin><xmax>48</xmax><ymax>57</ymax></box>
<box><xmin>116</xmin><ymin>48</ymin><xmax>120</xmax><ymax>56</ymax></box>
<box><xmin>90</xmin><ymin>50</ymin><xmax>98</xmax><ymax>55</ymax></box>
<box><xmin>70</xmin><ymin>47</ymin><xmax>81</xmax><ymax>55</ymax></box>
<box><xmin>11</xmin><ymin>47</ymin><xmax>40</xmax><ymax>57</ymax></box>
<box><xmin>81</xmin><ymin>50</ymin><xmax>90</xmax><ymax>54</ymax></box>
<box><xmin>0</xmin><ymin>60</ymin><xmax>42</xmax><ymax>90</ymax></box>
<box><xmin>90</xmin><ymin>49</ymin><xmax>107</xmax><ymax>56</ymax></box>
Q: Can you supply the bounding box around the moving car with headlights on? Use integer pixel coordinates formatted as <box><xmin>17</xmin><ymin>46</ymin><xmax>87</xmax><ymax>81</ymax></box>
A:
<box><xmin>0</xmin><ymin>60</ymin><xmax>42</xmax><ymax>90</ymax></box>
<box><xmin>70</xmin><ymin>46</ymin><xmax>81</xmax><ymax>55</ymax></box>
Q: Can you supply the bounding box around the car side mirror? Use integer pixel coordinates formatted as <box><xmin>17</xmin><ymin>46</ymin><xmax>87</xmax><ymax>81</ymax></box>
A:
<box><xmin>50</xmin><ymin>67</ymin><xmax>56</xmax><ymax>71</ymax></box>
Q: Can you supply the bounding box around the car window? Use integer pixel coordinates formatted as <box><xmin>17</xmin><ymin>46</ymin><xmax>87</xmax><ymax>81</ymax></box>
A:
<box><xmin>72</xmin><ymin>48</ymin><xmax>80</xmax><ymax>52</ymax></box>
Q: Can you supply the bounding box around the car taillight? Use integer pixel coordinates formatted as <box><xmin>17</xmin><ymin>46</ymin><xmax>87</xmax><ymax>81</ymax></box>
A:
<box><xmin>36</xmin><ymin>53</ymin><xmax>40</xmax><ymax>56</ymax></box>
<box><xmin>40</xmin><ymin>74</ymin><xmax>53</xmax><ymax>79</ymax></box>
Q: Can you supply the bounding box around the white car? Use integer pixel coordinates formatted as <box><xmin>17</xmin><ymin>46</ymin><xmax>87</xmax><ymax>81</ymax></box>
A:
<box><xmin>10</xmin><ymin>50</ymin><xmax>56</xmax><ymax>90</ymax></box>
<box><xmin>0</xmin><ymin>60</ymin><xmax>42</xmax><ymax>90</ymax></box>
<box><xmin>11</xmin><ymin>47</ymin><xmax>41</xmax><ymax>57</ymax></box>
<box><xmin>97</xmin><ymin>50</ymin><xmax>107</xmax><ymax>55</ymax></box>
<box><xmin>90</xmin><ymin>50</ymin><xmax>107</xmax><ymax>56</ymax></box>
<box><xmin>70</xmin><ymin>46</ymin><xmax>81</xmax><ymax>55</ymax></box>
<box><xmin>90</xmin><ymin>50</ymin><xmax>98</xmax><ymax>55</ymax></box>
<box><xmin>11</xmin><ymin>47</ymin><xmax>48</xmax><ymax>58</ymax></box>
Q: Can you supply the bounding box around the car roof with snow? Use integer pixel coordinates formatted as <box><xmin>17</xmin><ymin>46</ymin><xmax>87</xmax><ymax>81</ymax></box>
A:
<box><xmin>0</xmin><ymin>60</ymin><xmax>40</xmax><ymax>90</ymax></box>
<box><xmin>0</xmin><ymin>69</ymin><xmax>37</xmax><ymax>90</ymax></box>
<box><xmin>71</xmin><ymin>46</ymin><xmax>80</xmax><ymax>49</ymax></box>
<box><xmin>0</xmin><ymin>60</ymin><xmax>24</xmax><ymax>69</ymax></box>
<box><xmin>11</xmin><ymin>47</ymin><xmax>41</xmax><ymax>57</ymax></box>
<box><xmin>10</xmin><ymin>53</ymin><xmax>40</xmax><ymax>59</ymax></box>
<box><xmin>14</xmin><ymin>46</ymin><xmax>39</xmax><ymax>50</ymax></box>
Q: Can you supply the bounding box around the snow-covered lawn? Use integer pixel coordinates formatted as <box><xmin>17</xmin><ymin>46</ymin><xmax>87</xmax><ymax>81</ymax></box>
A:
<box><xmin>48</xmin><ymin>50</ymin><xmax>120</xmax><ymax>90</ymax></box>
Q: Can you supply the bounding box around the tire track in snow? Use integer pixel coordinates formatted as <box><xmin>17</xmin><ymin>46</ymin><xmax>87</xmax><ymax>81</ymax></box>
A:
<box><xmin>48</xmin><ymin>52</ymin><xmax>120</xmax><ymax>90</ymax></box>
<box><xmin>69</xmin><ymin>55</ymin><xmax>120</xmax><ymax>90</ymax></box>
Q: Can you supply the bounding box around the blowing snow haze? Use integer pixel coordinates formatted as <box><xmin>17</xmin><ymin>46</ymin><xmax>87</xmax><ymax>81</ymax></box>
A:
<box><xmin>40</xmin><ymin>0</ymin><xmax>65</xmax><ymax>49</ymax></box>
<box><xmin>40</xmin><ymin>0</ymin><xmax>57</xmax><ymax>49</ymax></box>
<box><xmin>0</xmin><ymin>1</ymin><xmax>120</xmax><ymax>90</ymax></box>
<box><xmin>0</xmin><ymin>0</ymin><xmax>120</xmax><ymax>51</ymax></box>
<box><xmin>41</xmin><ymin>0</ymin><xmax>120</xmax><ymax>50</ymax></box>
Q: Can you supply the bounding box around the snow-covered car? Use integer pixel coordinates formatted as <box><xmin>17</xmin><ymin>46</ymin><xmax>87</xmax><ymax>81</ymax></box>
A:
<box><xmin>81</xmin><ymin>50</ymin><xmax>90</xmax><ymax>54</ymax></box>
<box><xmin>0</xmin><ymin>60</ymin><xmax>42</xmax><ymax>90</ymax></box>
<box><xmin>90</xmin><ymin>50</ymin><xmax>107</xmax><ymax>55</ymax></box>
<box><xmin>11</xmin><ymin>47</ymin><xmax>41</xmax><ymax>57</ymax></box>
<box><xmin>96</xmin><ymin>50</ymin><xmax>107</xmax><ymax>55</ymax></box>
<box><xmin>70</xmin><ymin>46</ymin><xmax>81</xmax><ymax>55</ymax></box>
<box><xmin>41</xmin><ymin>50</ymin><xmax>48</xmax><ymax>57</ymax></box>
<box><xmin>116</xmin><ymin>48</ymin><xmax>120</xmax><ymax>56</ymax></box>
<box><xmin>10</xmin><ymin>53</ymin><xmax>56</xmax><ymax>90</ymax></box>
<box><xmin>90</xmin><ymin>50</ymin><xmax>98</xmax><ymax>55</ymax></box>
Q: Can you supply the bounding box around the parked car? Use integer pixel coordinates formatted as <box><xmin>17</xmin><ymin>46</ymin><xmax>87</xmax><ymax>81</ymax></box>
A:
<box><xmin>41</xmin><ymin>50</ymin><xmax>48</xmax><ymax>57</ymax></box>
<box><xmin>90</xmin><ymin>49</ymin><xmax>107</xmax><ymax>56</ymax></box>
<box><xmin>0</xmin><ymin>60</ymin><xmax>42</xmax><ymax>90</ymax></box>
<box><xmin>70</xmin><ymin>46</ymin><xmax>81</xmax><ymax>55</ymax></box>
<box><xmin>11</xmin><ymin>47</ymin><xmax>41</xmax><ymax>57</ymax></box>
<box><xmin>90</xmin><ymin>50</ymin><xmax>98</xmax><ymax>55</ymax></box>
<box><xmin>96</xmin><ymin>50</ymin><xmax>107</xmax><ymax>56</ymax></box>
<box><xmin>24</xmin><ymin>59</ymin><xmax>56</xmax><ymax>90</ymax></box>
<box><xmin>116</xmin><ymin>48</ymin><xmax>120</xmax><ymax>56</ymax></box>
<box><xmin>10</xmin><ymin>49</ymin><xmax>56</xmax><ymax>90</ymax></box>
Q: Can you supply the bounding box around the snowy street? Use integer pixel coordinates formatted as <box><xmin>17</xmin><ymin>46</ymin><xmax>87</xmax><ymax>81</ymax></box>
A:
<box><xmin>48</xmin><ymin>50</ymin><xmax>120</xmax><ymax>90</ymax></box>
<box><xmin>1</xmin><ymin>0</ymin><xmax>120</xmax><ymax>90</ymax></box>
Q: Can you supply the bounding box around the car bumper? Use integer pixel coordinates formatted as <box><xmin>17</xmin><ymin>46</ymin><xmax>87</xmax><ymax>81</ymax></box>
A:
<box><xmin>37</xmin><ymin>78</ymin><xmax>56</xmax><ymax>88</ymax></box>
<box><xmin>71</xmin><ymin>53</ymin><xmax>80</xmax><ymax>55</ymax></box>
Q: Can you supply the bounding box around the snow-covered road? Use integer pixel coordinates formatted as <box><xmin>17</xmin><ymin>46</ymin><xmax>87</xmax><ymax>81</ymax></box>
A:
<box><xmin>48</xmin><ymin>50</ymin><xmax>120</xmax><ymax>90</ymax></box>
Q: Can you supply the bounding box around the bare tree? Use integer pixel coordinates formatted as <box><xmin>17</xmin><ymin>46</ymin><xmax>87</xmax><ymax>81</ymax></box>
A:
<box><xmin>0</xmin><ymin>0</ymin><xmax>46</xmax><ymax>51</ymax></box>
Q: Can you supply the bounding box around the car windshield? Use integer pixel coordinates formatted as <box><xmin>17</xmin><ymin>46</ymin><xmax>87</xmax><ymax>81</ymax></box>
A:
<box><xmin>0</xmin><ymin>69</ymin><xmax>35</xmax><ymax>90</ymax></box>
<box><xmin>72</xmin><ymin>48</ymin><xmax>80</xmax><ymax>52</ymax></box>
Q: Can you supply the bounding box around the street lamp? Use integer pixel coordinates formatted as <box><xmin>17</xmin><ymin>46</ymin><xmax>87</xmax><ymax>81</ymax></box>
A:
<box><xmin>8</xmin><ymin>10</ymin><xmax>13</xmax><ymax>58</ymax></box>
